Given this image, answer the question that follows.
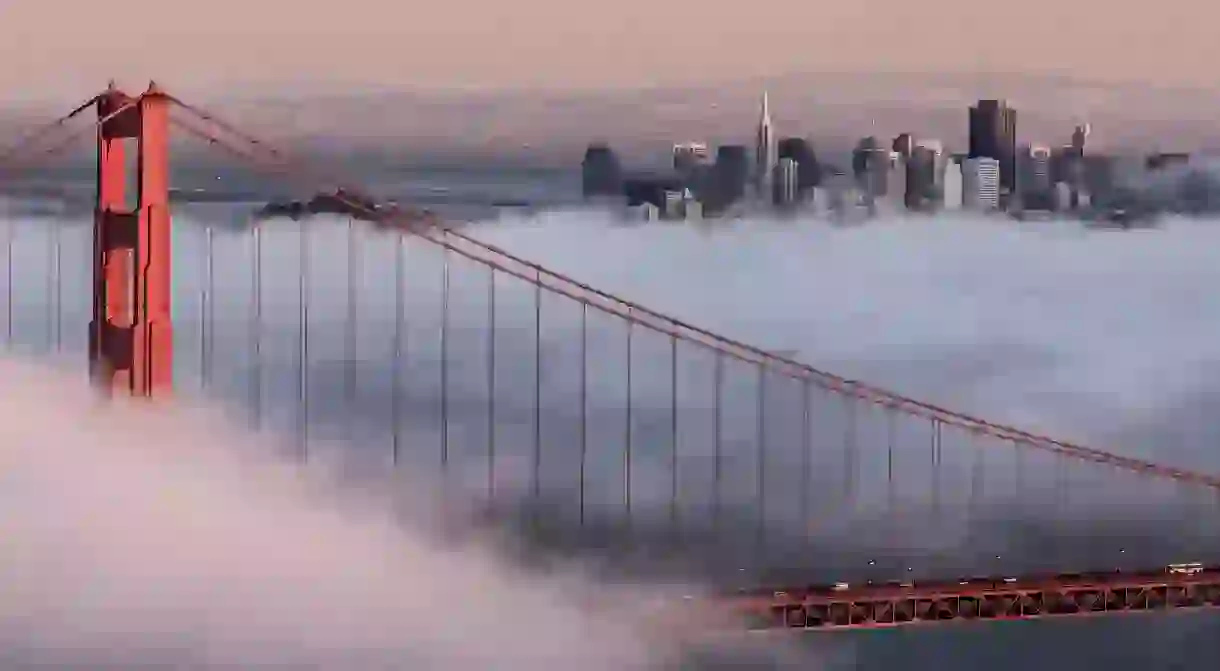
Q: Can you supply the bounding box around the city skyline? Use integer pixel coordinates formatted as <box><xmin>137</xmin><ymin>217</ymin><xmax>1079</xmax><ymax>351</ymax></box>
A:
<box><xmin>585</xmin><ymin>90</ymin><xmax>1218</xmax><ymax>224</ymax></box>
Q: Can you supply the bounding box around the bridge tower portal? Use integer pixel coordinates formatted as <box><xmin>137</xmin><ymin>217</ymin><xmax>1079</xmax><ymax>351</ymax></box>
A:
<box><xmin>89</xmin><ymin>82</ymin><xmax>173</xmax><ymax>397</ymax></box>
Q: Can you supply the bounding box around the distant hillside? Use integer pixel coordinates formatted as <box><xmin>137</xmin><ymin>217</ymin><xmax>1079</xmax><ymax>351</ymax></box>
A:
<box><xmin>3</xmin><ymin>72</ymin><xmax>1219</xmax><ymax>174</ymax></box>
<box><xmin>196</xmin><ymin>72</ymin><xmax>1220</xmax><ymax>166</ymax></box>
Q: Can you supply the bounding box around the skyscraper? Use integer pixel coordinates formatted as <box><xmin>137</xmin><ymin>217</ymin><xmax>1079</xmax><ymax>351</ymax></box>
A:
<box><xmin>1029</xmin><ymin>145</ymin><xmax>1051</xmax><ymax>189</ymax></box>
<box><xmin>942</xmin><ymin>159</ymin><xmax>963</xmax><ymax>210</ymax></box>
<box><xmin>1067</xmin><ymin>123</ymin><xmax>1090</xmax><ymax>209</ymax></box>
<box><xmin>917</xmin><ymin>139</ymin><xmax>946</xmax><ymax>205</ymax></box>
<box><xmin>755</xmin><ymin>92</ymin><xmax>778</xmax><ymax>200</ymax></box>
<box><xmin>708</xmin><ymin>145</ymin><xmax>749</xmax><ymax>212</ymax></box>
<box><xmin>774</xmin><ymin>158</ymin><xmax>799</xmax><ymax>206</ymax></box>
<box><xmin>852</xmin><ymin>136</ymin><xmax>891</xmax><ymax>208</ymax></box>
<box><xmin>892</xmin><ymin>133</ymin><xmax>915</xmax><ymax>160</ymax></box>
<box><xmin>673</xmin><ymin>142</ymin><xmax>711</xmax><ymax>176</ymax></box>
<box><xmin>962</xmin><ymin>157</ymin><xmax>1001</xmax><ymax>211</ymax></box>
<box><xmin>885</xmin><ymin>154</ymin><xmax>906</xmax><ymax>210</ymax></box>
<box><xmin>673</xmin><ymin>142</ymin><xmax>712</xmax><ymax>198</ymax></box>
<box><xmin>852</xmin><ymin>136</ymin><xmax>878</xmax><ymax>183</ymax></box>
<box><xmin>1018</xmin><ymin>144</ymin><xmax>1053</xmax><ymax>210</ymax></box>
<box><xmin>1071</xmin><ymin>124</ymin><xmax>1090</xmax><ymax>155</ymax></box>
<box><xmin>1055</xmin><ymin>181</ymin><xmax>1073</xmax><ymax>212</ymax></box>
<box><xmin>968</xmin><ymin>100</ymin><xmax>1017</xmax><ymax>200</ymax></box>
<box><xmin>905</xmin><ymin>145</ymin><xmax>937</xmax><ymax>211</ymax></box>
<box><xmin>777</xmin><ymin>137</ymin><xmax>820</xmax><ymax>193</ymax></box>
<box><xmin>581</xmin><ymin>143</ymin><xmax>623</xmax><ymax>199</ymax></box>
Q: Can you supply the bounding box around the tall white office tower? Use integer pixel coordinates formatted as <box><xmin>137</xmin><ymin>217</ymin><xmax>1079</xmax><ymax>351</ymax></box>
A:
<box><xmin>885</xmin><ymin>153</ymin><xmax>906</xmax><ymax>211</ymax></box>
<box><xmin>774</xmin><ymin>158</ymin><xmax>800</xmax><ymax>205</ymax></box>
<box><xmin>1055</xmin><ymin>181</ymin><xmax>1072</xmax><ymax>212</ymax></box>
<box><xmin>962</xmin><ymin>157</ymin><xmax>1000</xmax><ymax>211</ymax></box>
<box><xmin>754</xmin><ymin>91</ymin><xmax>777</xmax><ymax>200</ymax></box>
<box><xmin>942</xmin><ymin>160</ymin><xmax>964</xmax><ymax>210</ymax></box>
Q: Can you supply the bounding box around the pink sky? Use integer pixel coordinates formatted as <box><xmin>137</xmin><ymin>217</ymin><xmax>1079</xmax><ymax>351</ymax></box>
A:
<box><xmin>0</xmin><ymin>0</ymin><xmax>1214</xmax><ymax>102</ymax></box>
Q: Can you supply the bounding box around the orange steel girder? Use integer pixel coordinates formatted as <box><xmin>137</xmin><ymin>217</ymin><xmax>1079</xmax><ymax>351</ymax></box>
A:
<box><xmin>89</xmin><ymin>83</ymin><xmax>173</xmax><ymax>398</ymax></box>
<box><xmin>722</xmin><ymin>569</ymin><xmax>1220</xmax><ymax>630</ymax></box>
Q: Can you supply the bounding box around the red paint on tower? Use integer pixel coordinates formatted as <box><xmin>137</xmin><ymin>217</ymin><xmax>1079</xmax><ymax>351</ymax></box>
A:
<box><xmin>89</xmin><ymin>82</ymin><xmax>173</xmax><ymax>398</ymax></box>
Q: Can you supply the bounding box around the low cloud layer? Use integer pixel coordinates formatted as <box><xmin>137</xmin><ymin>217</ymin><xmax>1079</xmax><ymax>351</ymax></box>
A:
<box><xmin>5</xmin><ymin>207</ymin><xmax>1220</xmax><ymax>667</ymax></box>
<box><xmin>0</xmin><ymin>357</ymin><xmax>827</xmax><ymax>669</ymax></box>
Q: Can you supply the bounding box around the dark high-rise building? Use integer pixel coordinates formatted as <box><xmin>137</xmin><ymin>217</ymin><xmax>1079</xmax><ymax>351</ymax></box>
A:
<box><xmin>777</xmin><ymin>137</ymin><xmax>820</xmax><ymax>192</ymax></box>
<box><xmin>968</xmin><ymin>100</ymin><xmax>1017</xmax><ymax>198</ymax></box>
<box><xmin>1050</xmin><ymin>147</ymin><xmax>1070</xmax><ymax>185</ymax></box>
<box><xmin>673</xmin><ymin>143</ymin><xmax>711</xmax><ymax>174</ymax></box>
<box><xmin>892</xmin><ymin>133</ymin><xmax>914</xmax><ymax>160</ymax></box>
<box><xmin>708</xmin><ymin>144</ymin><xmax>750</xmax><ymax>210</ymax></box>
<box><xmin>852</xmin><ymin>136</ymin><xmax>878</xmax><ymax>182</ymax></box>
<box><xmin>1082</xmin><ymin>154</ymin><xmax>1116</xmax><ymax>207</ymax></box>
<box><xmin>1066</xmin><ymin>124</ymin><xmax>1089</xmax><ymax>209</ymax></box>
<box><xmin>852</xmin><ymin>136</ymin><xmax>891</xmax><ymax>201</ymax></box>
<box><xmin>1071</xmin><ymin>124</ymin><xmax>1090</xmax><ymax>155</ymax></box>
<box><xmin>623</xmin><ymin>175</ymin><xmax>682</xmax><ymax>208</ymax></box>
<box><xmin>581</xmin><ymin>143</ymin><xmax>623</xmax><ymax>199</ymax></box>
<box><xmin>1018</xmin><ymin>144</ymin><xmax>1054</xmax><ymax>210</ymax></box>
<box><xmin>905</xmin><ymin>146</ymin><xmax>937</xmax><ymax>211</ymax></box>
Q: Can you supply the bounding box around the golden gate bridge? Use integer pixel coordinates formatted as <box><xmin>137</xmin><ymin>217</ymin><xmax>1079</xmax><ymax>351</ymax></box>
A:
<box><xmin>1</xmin><ymin>82</ymin><xmax>1220</xmax><ymax>631</ymax></box>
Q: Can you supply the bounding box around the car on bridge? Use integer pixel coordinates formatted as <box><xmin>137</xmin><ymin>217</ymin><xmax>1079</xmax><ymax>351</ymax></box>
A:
<box><xmin>1168</xmin><ymin>562</ymin><xmax>1204</xmax><ymax>575</ymax></box>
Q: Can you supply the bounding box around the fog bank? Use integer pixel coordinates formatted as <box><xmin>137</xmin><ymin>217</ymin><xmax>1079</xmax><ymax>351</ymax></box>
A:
<box><xmin>0</xmin><ymin>358</ymin><xmax>808</xmax><ymax>669</ymax></box>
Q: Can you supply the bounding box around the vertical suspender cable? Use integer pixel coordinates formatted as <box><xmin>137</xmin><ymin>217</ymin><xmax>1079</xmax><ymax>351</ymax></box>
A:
<box><xmin>624</xmin><ymin>307</ymin><xmax>633</xmax><ymax>534</ymax></box>
<box><xmin>249</xmin><ymin>224</ymin><xmax>262</xmax><ymax>428</ymax></box>
<box><xmin>844</xmin><ymin>394</ymin><xmax>857</xmax><ymax>518</ymax></box>
<box><xmin>440</xmin><ymin>244</ymin><xmax>450</xmax><ymax>473</ymax></box>
<box><xmin>50</xmin><ymin>222</ymin><xmax>62</xmax><ymax>352</ymax></box>
<box><xmin>756</xmin><ymin>364</ymin><xmax>767</xmax><ymax>555</ymax></box>
<box><xmin>486</xmin><ymin>264</ymin><xmax>497</xmax><ymax>506</ymax></box>
<box><xmin>670</xmin><ymin>334</ymin><xmax>680</xmax><ymax>538</ymax></box>
<box><xmin>579</xmin><ymin>301</ymin><xmax>588</xmax><ymax>526</ymax></box>
<box><xmin>345</xmin><ymin>218</ymin><xmax>358</xmax><ymax>443</ymax></box>
<box><xmin>201</xmin><ymin>226</ymin><xmax>213</xmax><ymax>390</ymax></box>
<box><xmin>800</xmin><ymin>380</ymin><xmax>812</xmax><ymax>553</ymax></box>
<box><xmin>298</xmin><ymin>223</ymin><xmax>310</xmax><ymax>456</ymax></box>
<box><xmin>886</xmin><ymin>406</ymin><xmax>897</xmax><ymax>564</ymax></box>
<box><xmin>4</xmin><ymin>219</ymin><xmax>12</xmax><ymax>348</ymax></box>
<box><xmin>44</xmin><ymin>223</ymin><xmax>53</xmax><ymax>352</ymax></box>
<box><xmin>531</xmin><ymin>268</ymin><xmax>543</xmax><ymax>522</ymax></box>
<box><xmin>391</xmin><ymin>234</ymin><xmax>405</xmax><ymax>465</ymax></box>
<box><xmin>712</xmin><ymin>351</ymin><xmax>724</xmax><ymax>537</ymax></box>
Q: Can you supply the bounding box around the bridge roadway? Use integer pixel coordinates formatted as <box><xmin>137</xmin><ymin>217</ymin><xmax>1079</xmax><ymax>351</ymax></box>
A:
<box><xmin>720</xmin><ymin>567</ymin><xmax>1220</xmax><ymax>630</ymax></box>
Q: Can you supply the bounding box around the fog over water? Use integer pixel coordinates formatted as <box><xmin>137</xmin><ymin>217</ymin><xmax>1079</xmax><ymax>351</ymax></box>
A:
<box><xmin>3</xmin><ymin>207</ymin><xmax>1220</xmax><ymax>668</ymax></box>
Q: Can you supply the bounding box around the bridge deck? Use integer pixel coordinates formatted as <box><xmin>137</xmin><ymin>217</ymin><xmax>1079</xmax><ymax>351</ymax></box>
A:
<box><xmin>725</xmin><ymin>568</ymin><xmax>1220</xmax><ymax>630</ymax></box>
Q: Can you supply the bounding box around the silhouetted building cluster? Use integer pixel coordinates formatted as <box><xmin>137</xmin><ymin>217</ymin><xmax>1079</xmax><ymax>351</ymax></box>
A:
<box><xmin>576</xmin><ymin>91</ymin><xmax>1211</xmax><ymax>226</ymax></box>
<box><xmin>580</xmin><ymin>93</ymin><xmax>825</xmax><ymax>219</ymax></box>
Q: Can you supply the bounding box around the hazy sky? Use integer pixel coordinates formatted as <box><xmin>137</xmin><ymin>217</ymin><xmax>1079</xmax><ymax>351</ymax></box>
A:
<box><xmin>0</xmin><ymin>0</ymin><xmax>1216</xmax><ymax>102</ymax></box>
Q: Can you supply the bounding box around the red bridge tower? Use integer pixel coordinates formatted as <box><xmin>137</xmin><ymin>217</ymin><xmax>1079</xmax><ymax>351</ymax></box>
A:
<box><xmin>89</xmin><ymin>82</ymin><xmax>173</xmax><ymax>397</ymax></box>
